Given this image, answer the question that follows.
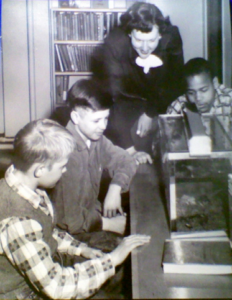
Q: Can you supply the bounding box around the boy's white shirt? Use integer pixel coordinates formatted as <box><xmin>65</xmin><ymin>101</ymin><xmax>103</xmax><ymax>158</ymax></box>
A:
<box><xmin>86</xmin><ymin>139</ymin><xmax>91</xmax><ymax>148</ymax></box>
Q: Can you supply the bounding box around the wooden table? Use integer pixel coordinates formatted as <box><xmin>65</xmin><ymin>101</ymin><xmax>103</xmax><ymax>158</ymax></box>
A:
<box><xmin>130</xmin><ymin>163</ymin><xmax>232</xmax><ymax>299</ymax></box>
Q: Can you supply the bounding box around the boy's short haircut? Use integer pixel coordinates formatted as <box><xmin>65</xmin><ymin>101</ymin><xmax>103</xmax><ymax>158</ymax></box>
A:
<box><xmin>13</xmin><ymin>119</ymin><xmax>75</xmax><ymax>172</ymax></box>
<box><xmin>67</xmin><ymin>79</ymin><xmax>113</xmax><ymax>112</ymax></box>
<box><xmin>184</xmin><ymin>57</ymin><xmax>215</xmax><ymax>82</ymax></box>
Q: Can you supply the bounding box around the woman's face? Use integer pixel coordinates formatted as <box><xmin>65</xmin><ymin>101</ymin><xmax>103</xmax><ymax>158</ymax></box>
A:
<box><xmin>130</xmin><ymin>25</ymin><xmax>160</xmax><ymax>59</ymax></box>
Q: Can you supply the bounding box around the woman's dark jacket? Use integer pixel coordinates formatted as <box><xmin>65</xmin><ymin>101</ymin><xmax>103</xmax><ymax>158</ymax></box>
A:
<box><xmin>91</xmin><ymin>25</ymin><xmax>184</xmax><ymax>117</ymax></box>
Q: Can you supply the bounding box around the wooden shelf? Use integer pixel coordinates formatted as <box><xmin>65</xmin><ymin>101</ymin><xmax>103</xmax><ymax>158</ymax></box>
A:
<box><xmin>54</xmin><ymin>40</ymin><xmax>103</xmax><ymax>44</ymax></box>
<box><xmin>55</xmin><ymin>72</ymin><xmax>92</xmax><ymax>76</ymax></box>
<box><xmin>51</xmin><ymin>8</ymin><xmax>126</xmax><ymax>12</ymax></box>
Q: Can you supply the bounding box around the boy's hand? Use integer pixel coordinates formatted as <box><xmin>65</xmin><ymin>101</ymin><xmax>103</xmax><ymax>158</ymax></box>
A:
<box><xmin>80</xmin><ymin>246</ymin><xmax>104</xmax><ymax>259</ymax></box>
<box><xmin>102</xmin><ymin>214</ymin><xmax>126</xmax><ymax>235</ymax></box>
<box><xmin>104</xmin><ymin>184</ymin><xmax>123</xmax><ymax>218</ymax></box>
<box><xmin>132</xmin><ymin>151</ymin><xmax>153</xmax><ymax>165</ymax></box>
<box><xmin>110</xmin><ymin>234</ymin><xmax>151</xmax><ymax>266</ymax></box>
<box><xmin>137</xmin><ymin>113</ymin><xmax>153</xmax><ymax>137</ymax></box>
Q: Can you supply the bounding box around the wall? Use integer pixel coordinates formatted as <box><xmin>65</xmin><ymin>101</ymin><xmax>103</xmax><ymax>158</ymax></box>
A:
<box><xmin>2</xmin><ymin>0</ymin><xmax>52</xmax><ymax>137</ymax></box>
<box><xmin>147</xmin><ymin>0</ymin><xmax>206</xmax><ymax>62</ymax></box>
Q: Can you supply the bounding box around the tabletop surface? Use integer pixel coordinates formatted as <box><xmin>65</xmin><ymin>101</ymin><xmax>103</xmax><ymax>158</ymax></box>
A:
<box><xmin>129</xmin><ymin>163</ymin><xmax>232</xmax><ymax>299</ymax></box>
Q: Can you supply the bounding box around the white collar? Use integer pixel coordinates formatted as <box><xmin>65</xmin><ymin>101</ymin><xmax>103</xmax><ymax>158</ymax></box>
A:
<box><xmin>135</xmin><ymin>54</ymin><xmax>163</xmax><ymax>74</ymax></box>
<box><xmin>86</xmin><ymin>140</ymin><xmax>91</xmax><ymax>148</ymax></box>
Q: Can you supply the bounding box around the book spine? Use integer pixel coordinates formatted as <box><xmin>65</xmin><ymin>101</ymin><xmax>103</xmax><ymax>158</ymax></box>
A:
<box><xmin>56</xmin><ymin>76</ymin><xmax>63</xmax><ymax>104</ymax></box>
<box><xmin>95</xmin><ymin>12</ymin><xmax>104</xmax><ymax>41</ymax></box>
<box><xmin>92</xmin><ymin>0</ymin><xmax>108</xmax><ymax>9</ymax></box>
<box><xmin>63</xmin><ymin>13</ymin><xmax>68</xmax><ymax>41</ymax></box>
<box><xmin>90</xmin><ymin>12</ymin><xmax>95</xmax><ymax>40</ymax></box>
<box><xmin>53</xmin><ymin>12</ymin><xmax>58</xmax><ymax>40</ymax></box>
<box><xmin>58</xmin><ymin>0</ymin><xmax>70</xmax><ymax>8</ymax></box>
<box><xmin>67</xmin><ymin>45</ymin><xmax>75</xmax><ymax>71</ymax></box>
<box><xmin>57</xmin><ymin>12</ymin><xmax>64</xmax><ymax>40</ymax></box>
<box><xmin>54</xmin><ymin>44</ymin><xmax>64</xmax><ymax>72</ymax></box>
<box><xmin>105</xmin><ymin>12</ymin><xmax>112</xmax><ymax>37</ymax></box>
<box><xmin>73</xmin><ymin>12</ymin><xmax>79</xmax><ymax>40</ymax></box>
<box><xmin>63</xmin><ymin>75</ymin><xmax>69</xmax><ymax>101</ymax></box>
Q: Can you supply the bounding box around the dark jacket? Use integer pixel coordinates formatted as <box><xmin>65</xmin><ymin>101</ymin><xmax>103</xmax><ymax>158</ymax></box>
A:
<box><xmin>91</xmin><ymin>26</ymin><xmax>184</xmax><ymax>117</ymax></box>
<box><xmin>50</xmin><ymin>121</ymin><xmax>137</xmax><ymax>235</ymax></box>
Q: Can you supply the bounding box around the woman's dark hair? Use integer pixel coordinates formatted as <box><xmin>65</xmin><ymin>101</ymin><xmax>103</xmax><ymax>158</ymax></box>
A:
<box><xmin>67</xmin><ymin>78</ymin><xmax>113</xmax><ymax>111</ymax></box>
<box><xmin>120</xmin><ymin>2</ymin><xmax>170</xmax><ymax>34</ymax></box>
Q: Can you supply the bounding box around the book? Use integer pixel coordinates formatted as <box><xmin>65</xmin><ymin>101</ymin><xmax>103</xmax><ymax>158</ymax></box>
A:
<box><xmin>58</xmin><ymin>0</ymin><xmax>70</xmax><ymax>8</ymax></box>
<box><xmin>54</xmin><ymin>44</ymin><xmax>64</xmax><ymax>72</ymax></box>
<box><xmin>56</xmin><ymin>76</ymin><xmax>63</xmax><ymax>104</ymax></box>
<box><xmin>95</xmin><ymin>12</ymin><xmax>104</xmax><ymax>41</ymax></box>
<box><xmin>162</xmin><ymin>239</ymin><xmax>232</xmax><ymax>274</ymax></box>
<box><xmin>62</xmin><ymin>75</ymin><xmax>69</xmax><ymax>101</ymax></box>
<box><xmin>56</xmin><ymin>12</ymin><xmax>65</xmax><ymax>40</ymax></box>
<box><xmin>92</xmin><ymin>0</ymin><xmax>108</xmax><ymax>8</ymax></box>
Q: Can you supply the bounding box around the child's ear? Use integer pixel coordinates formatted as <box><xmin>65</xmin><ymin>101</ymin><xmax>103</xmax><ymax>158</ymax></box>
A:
<box><xmin>70</xmin><ymin>110</ymin><xmax>80</xmax><ymax>125</ymax></box>
<box><xmin>213</xmin><ymin>76</ymin><xmax>219</xmax><ymax>89</ymax></box>
<box><xmin>34</xmin><ymin>164</ymin><xmax>46</xmax><ymax>178</ymax></box>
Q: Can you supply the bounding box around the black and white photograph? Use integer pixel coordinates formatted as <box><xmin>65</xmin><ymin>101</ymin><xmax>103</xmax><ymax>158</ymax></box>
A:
<box><xmin>0</xmin><ymin>0</ymin><xmax>232</xmax><ymax>299</ymax></box>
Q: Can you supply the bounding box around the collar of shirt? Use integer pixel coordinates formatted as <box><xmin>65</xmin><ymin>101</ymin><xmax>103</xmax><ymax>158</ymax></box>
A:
<box><xmin>208</xmin><ymin>90</ymin><xmax>222</xmax><ymax>113</ymax></box>
<box><xmin>5</xmin><ymin>165</ymin><xmax>54</xmax><ymax>219</ymax></box>
<box><xmin>66</xmin><ymin>120</ymin><xmax>98</xmax><ymax>152</ymax></box>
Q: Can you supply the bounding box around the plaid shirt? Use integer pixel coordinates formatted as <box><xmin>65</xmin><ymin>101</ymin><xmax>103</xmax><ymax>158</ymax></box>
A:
<box><xmin>166</xmin><ymin>84</ymin><xmax>232</xmax><ymax>133</ymax></box>
<box><xmin>0</xmin><ymin>165</ymin><xmax>115</xmax><ymax>299</ymax></box>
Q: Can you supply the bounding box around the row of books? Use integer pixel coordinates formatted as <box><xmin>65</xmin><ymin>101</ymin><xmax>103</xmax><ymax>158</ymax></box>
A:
<box><xmin>54</xmin><ymin>11</ymin><xmax>122</xmax><ymax>41</ymax></box>
<box><xmin>55</xmin><ymin>44</ymin><xmax>96</xmax><ymax>72</ymax></box>
<box><xmin>58</xmin><ymin>0</ymin><xmax>133</xmax><ymax>9</ymax></box>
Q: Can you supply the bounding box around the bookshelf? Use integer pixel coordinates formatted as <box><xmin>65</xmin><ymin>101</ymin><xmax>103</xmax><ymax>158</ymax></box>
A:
<box><xmin>50</xmin><ymin>5</ymin><xmax>127</xmax><ymax>109</ymax></box>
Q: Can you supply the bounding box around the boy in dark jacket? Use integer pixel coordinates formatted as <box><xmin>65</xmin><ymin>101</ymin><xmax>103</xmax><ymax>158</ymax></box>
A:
<box><xmin>50</xmin><ymin>79</ymin><xmax>137</xmax><ymax>245</ymax></box>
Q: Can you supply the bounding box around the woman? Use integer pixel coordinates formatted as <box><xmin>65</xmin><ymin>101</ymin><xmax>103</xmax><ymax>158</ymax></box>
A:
<box><xmin>91</xmin><ymin>2</ymin><xmax>184</xmax><ymax>163</ymax></box>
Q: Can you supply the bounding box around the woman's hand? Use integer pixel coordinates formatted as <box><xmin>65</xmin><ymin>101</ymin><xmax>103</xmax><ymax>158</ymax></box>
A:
<box><xmin>137</xmin><ymin>113</ymin><xmax>153</xmax><ymax>137</ymax></box>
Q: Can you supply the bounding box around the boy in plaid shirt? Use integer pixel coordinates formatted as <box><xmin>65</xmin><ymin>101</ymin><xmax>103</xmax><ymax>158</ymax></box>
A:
<box><xmin>0</xmin><ymin>119</ymin><xmax>150</xmax><ymax>299</ymax></box>
<box><xmin>167</xmin><ymin>58</ymin><xmax>232</xmax><ymax>128</ymax></box>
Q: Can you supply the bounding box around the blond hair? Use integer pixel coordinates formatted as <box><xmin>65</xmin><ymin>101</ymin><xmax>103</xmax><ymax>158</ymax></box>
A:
<box><xmin>13</xmin><ymin>119</ymin><xmax>75</xmax><ymax>171</ymax></box>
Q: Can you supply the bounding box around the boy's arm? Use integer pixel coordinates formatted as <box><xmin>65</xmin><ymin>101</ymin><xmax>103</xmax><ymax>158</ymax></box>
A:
<box><xmin>53</xmin><ymin>228</ymin><xmax>104</xmax><ymax>259</ymax></box>
<box><xmin>103</xmin><ymin>184</ymin><xmax>122</xmax><ymax>218</ymax></box>
<box><xmin>0</xmin><ymin>217</ymin><xmax>115</xmax><ymax>299</ymax></box>
<box><xmin>101</xmin><ymin>136</ymin><xmax>137</xmax><ymax>193</ymax></box>
<box><xmin>101</xmin><ymin>137</ymin><xmax>137</xmax><ymax>217</ymax></box>
<box><xmin>166</xmin><ymin>95</ymin><xmax>188</xmax><ymax>114</ymax></box>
